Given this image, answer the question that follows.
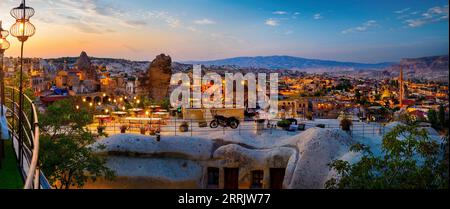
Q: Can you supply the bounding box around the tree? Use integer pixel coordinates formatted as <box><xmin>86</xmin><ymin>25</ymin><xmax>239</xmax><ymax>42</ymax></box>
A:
<box><xmin>389</xmin><ymin>80</ymin><xmax>398</xmax><ymax>88</ymax></box>
<box><xmin>11</xmin><ymin>68</ymin><xmax>30</xmax><ymax>89</ymax></box>
<box><xmin>39</xmin><ymin>99</ymin><xmax>115</xmax><ymax>189</ymax></box>
<box><xmin>326</xmin><ymin>124</ymin><xmax>448</xmax><ymax>189</ymax></box>
<box><xmin>354</xmin><ymin>90</ymin><xmax>361</xmax><ymax>101</ymax></box>
<box><xmin>438</xmin><ymin>105</ymin><xmax>446</xmax><ymax>129</ymax></box>
<box><xmin>428</xmin><ymin>109</ymin><xmax>438</xmax><ymax>129</ymax></box>
<box><xmin>340</xmin><ymin>118</ymin><xmax>353</xmax><ymax>132</ymax></box>
<box><xmin>358</xmin><ymin>96</ymin><xmax>369</xmax><ymax>106</ymax></box>
<box><xmin>160</xmin><ymin>98</ymin><xmax>171</xmax><ymax>110</ymax></box>
<box><xmin>374</xmin><ymin>94</ymin><xmax>381</xmax><ymax>101</ymax></box>
<box><xmin>398</xmin><ymin>112</ymin><xmax>415</xmax><ymax>125</ymax></box>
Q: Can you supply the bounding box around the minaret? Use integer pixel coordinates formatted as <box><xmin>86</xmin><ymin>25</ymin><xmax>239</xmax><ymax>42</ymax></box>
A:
<box><xmin>399</xmin><ymin>66</ymin><xmax>404</xmax><ymax>108</ymax></box>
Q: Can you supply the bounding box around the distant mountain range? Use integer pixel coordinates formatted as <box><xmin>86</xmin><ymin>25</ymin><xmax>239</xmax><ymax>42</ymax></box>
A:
<box><xmin>384</xmin><ymin>55</ymin><xmax>449</xmax><ymax>82</ymax></box>
<box><xmin>42</xmin><ymin>53</ymin><xmax>448</xmax><ymax>82</ymax></box>
<box><xmin>184</xmin><ymin>55</ymin><xmax>394</xmax><ymax>71</ymax></box>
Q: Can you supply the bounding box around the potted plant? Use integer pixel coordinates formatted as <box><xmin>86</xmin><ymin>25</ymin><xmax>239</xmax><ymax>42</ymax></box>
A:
<box><xmin>340</xmin><ymin>118</ymin><xmax>353</xmax><ymax>132</ymax></box>
<box><xmin>297</xmin><ymin>123</ymin><xmax>306</xmax><ymax>131</ymax></box>
<box><xmin>120</xmin><ymin>125</ymin><xmax>127</xmax><ymax>133</ymax></box>
<box><xmin>179</xmin><ymin>121</ymin><xmax>189</xmax><ymax>132</ymax></box>
<box><xmin>316</xmin><ymin>124</ymin><xmax>326</xmax><ymax>128</ymax></box>
<box><xmin>155</xmin><ymin>130</ymin><xmax>161</xmax><ymax>142</ymax></box>
<box><xmin>149</xmin><ymin>128</ymin><xmax>156</xmax><ymax>135</ymax></box>
<box><xmin>277</xmin><ymin>120</ymin><xmax>292</xmax><ymax>130</ymax></box>
<box><xmin>256</xmin><ymin>119</ymin><xmax>266</xmax><ymax>124</ymax></box>
<box><xmin>140</xmin><ymin>126</ymin><xmax>146</xmax><ymax>135</ymax></box>
<box><xmin>97</xmin><ymin>125</ymin><xmax>106</xmax><ymax>134</ymax></box>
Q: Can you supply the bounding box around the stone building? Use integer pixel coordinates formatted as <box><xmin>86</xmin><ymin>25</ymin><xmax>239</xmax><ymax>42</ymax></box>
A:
<box><xmin>278</xmin><ymin>98</ymin><xmax>310</xmax><ymax>118</ymax></box>
<box><xmin>54</xmin><ymin>52</ymin><xmax>99</xmax><ymax>94</ymax></box>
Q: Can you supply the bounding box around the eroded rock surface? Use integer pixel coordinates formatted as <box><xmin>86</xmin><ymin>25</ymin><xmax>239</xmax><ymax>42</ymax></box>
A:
<box><xmin>91</xmin><ymin>128</ymin><xmax>354</xmax><ymax>189</ymax></box>
<box><xmin>282</xmin><ymin>128</ymin><xmax>353</xmax><ymax>189</ymax></box>
<box><xmin>139</xmin><ymin>54</ymin><xmax>172</xmax><ymax>101</ymax></box>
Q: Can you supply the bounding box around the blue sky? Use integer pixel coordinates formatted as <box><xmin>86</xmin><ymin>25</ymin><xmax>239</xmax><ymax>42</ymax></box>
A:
<box><xmin>0</xmin><ymin>0</ymin><xmax>448</xmax><ymax>63</ymax></box>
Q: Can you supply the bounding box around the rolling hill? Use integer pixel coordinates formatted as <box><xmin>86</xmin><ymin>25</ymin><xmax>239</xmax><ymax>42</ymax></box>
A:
<box><xmin>184</xmin><ymin>55</ymin><xmax>394</xmax><ymax>71</ymax></box>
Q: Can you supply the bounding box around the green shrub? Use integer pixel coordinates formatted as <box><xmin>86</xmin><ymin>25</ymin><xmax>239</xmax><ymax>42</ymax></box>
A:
<box><xmin>277</xmin><ymin>120</ymin><xmax>292</xmax><ymax>128</ymax></box>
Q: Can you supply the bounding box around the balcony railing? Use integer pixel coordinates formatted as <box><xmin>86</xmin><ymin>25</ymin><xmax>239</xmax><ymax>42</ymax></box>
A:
<box><xmin>3</xmin><ymin>86</ymin><xmax>50</xmax><ymax>189</ymax></box>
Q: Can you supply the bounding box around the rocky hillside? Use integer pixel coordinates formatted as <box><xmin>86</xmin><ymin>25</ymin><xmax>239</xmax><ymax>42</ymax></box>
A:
<box><xmin>385</xmin><ymin>55</ymin><xmax>449</xmax><ymax>82</ymax></box>
<box><xmin>45</xmin><ymin>55</ymin><xmax>150</xmax><ymax>75</ymax></box>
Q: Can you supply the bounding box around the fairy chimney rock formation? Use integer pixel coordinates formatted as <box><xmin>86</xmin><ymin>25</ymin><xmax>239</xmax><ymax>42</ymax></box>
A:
<box><xmin>76</xmin><ymin>51</ymin><xmax>91</xmax><ymax>70</ymax></box>
<box><xmin>140</xmin><ymin>54</ymin><xmax>172</xmax><ymax>101</ymax></box>
<box><xmin>76</xmin><ymin>51</ymin><xmax>95</xmax><ymax>80</ymax></box>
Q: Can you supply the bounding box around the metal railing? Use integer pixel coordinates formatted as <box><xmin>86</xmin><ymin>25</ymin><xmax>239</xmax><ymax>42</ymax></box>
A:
<box><xmin>3</xmin><ymin>86</ymin><xmax>50</xmax><ymax>189</ymax></box>
<box><xmin>87</xmin><ymin>116</ymin><xmax>386</xmax><ymax>138</ymax></box>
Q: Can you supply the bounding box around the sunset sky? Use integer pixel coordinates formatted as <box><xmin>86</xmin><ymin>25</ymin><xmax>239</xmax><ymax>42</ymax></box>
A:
<box><xmin>0</xmin><ymin>0</ymin><xmax>448</xmax><ymax>63</ymax></box>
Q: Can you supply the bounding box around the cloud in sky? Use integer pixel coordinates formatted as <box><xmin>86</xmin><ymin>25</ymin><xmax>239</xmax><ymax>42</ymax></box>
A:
<box><xmin>0</xmin><ymin>0</ymin><xmax>448</xmax><ymax>63</ymax></box>
<box><xmin>265</xmin><ymin>18</ymin><xmax>279</xmax><ymax>26</ymax></box>
<box><xmin>273</xmin><ymin>11</ymin><xmax>287</xmax><ymax>15</ymax></box>
<box><xmin>313</xmin><ymin>13</ymin><xmax>323</xmax><ymax>20</ymax></box>
<box><xmin>395</xmin><ymin>8</ymin><xmax>410</xmax><ymax>14</ymax></box>
<box><xmin>284</xmin><ymin>30</ymin><xmax>293</xmax><ymax>35</ymax></box>
<box><xmin>25</xmin><ymin>0</ymin><xmax>184</xmax><ymax>31</ymax></box>
<box><xmin>144</xmin><ymin>10</ymin><xmax>182</xmax><ymax>28</ymax></box>
<box><xmin>292</xmin><ymin>11</ymin><xmax>300</xmax><ymax>19</ymax></box>
<box><xmin>194</xmin><ymin>18</ymin><xmax>216</xmax><ymax>25</ymax></box>
<box><xmin>404</xmin><ymin>5</ymin><xmax>449</xmax><ymax>27</ymax></box>
<box><xmin>341</xmin><ymin>20</ymin><xmax>377</xmax><ymax>34</ymax></box>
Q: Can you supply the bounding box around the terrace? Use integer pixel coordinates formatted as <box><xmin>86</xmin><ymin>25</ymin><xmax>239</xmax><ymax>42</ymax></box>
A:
<box><xmin>0</xmin><ymin>86</ymin><xmax>50</xmax><ymax>189</ymax></box>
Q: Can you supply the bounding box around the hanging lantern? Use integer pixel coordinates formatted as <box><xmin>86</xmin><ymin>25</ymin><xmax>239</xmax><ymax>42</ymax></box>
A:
<box><xmin>0</xmin><ymin>21</ymin><xmax>10</xmax><ymax>52</ymax></box>
<box><xmin>10</xmin><ymin>0</ymin><xmax>35</xmax><ymax>42</ymax></box>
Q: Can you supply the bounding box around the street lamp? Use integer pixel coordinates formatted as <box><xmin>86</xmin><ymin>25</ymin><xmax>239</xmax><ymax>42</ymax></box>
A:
<box><xmin>9</xmin><ymin>0</ymin><xmax>35</xmax><ymax>164</ymax></box>
<box><xmin>0</xmin><ymin>21</ymin><xmax>11</xmax><ymax>117</ymax></box>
